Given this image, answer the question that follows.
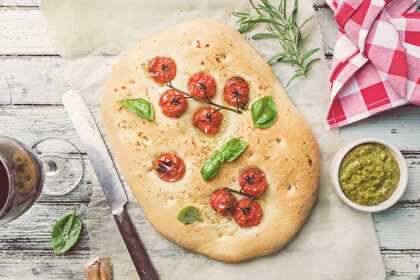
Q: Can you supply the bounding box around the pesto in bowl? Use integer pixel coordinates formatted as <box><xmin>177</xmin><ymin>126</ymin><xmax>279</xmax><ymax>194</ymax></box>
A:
<box><xmin>339</xmin><ymin>143</ymin><xmax>400</xmax><ymax>206</ymax></box>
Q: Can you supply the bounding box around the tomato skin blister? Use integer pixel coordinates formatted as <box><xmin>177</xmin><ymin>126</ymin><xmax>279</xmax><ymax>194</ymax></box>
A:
<box><xmin>239</xmin><ymin>167</ymin><xmax>268</xmax><ymax>198</ymax></box>
<box><xmin>188</xmin><ymin>71</ymin><xmax>217</xmax><ymax>100</ymax></box>
<box><xmin>223</xmin><ymin>77</ymin><xmax>250</xmax><ymax>109</ymax></box>
<box><xmin>210</xmin><ymin>188</ymin><xmax>237</xmax><ymax>216</ymax></box>
<box><xmin>153</xmin><ymin>153</ymin><xmax>185</xmax><ymax>182</ymax></box>
<box><xmin>192</xmin><ymin>107</ymin><xmax>223</xmax><ymax>135</ymax></box>
<box><xmin>233</xmin><ymin>199</ymin><xmax>263</xmax><ymax>228</ymax></box>
<box><xmin>148</xmin><ymin>56</ymin><xmax>177</xmax><ymax>84</ymax></box>
<box><xmin>159</xmin><ymin>89</ymin><xmax>188</xmax><ymax>118</ymax></box>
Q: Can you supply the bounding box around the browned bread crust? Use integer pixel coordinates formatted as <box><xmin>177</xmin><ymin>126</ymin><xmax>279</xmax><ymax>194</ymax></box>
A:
<box><xmin>101</xmin><ymin>19</ymin><xmax>320</xmax><ymax>262</ymax></box>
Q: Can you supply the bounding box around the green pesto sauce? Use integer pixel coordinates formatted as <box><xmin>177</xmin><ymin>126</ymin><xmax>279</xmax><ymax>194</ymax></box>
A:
<box><xmin>339</xmin><ymin>143</ymin><xmax>400</xmax><ymax>206</ymax></box>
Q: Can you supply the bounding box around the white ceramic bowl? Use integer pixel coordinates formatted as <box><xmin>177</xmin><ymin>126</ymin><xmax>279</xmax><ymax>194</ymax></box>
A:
<box><xmin>330</xmin><ymin>138</ymin><xmax>408</xmax><ymax>212</ymax></box>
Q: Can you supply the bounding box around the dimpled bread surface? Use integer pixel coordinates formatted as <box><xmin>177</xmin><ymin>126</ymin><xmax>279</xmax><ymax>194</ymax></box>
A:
<box><xmin>101</xmin><ymin>19</ymin><xmax>320</xmax><ymax>262</ymax></box>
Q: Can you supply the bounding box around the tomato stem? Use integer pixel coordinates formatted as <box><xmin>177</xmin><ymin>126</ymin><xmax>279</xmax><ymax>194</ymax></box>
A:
<box><xmin>166</xmin><ymin>84</ymin><xmax>242</xmax><ymax>114</ymax></box>
<box><xmin>226</xmin><ymin>187</ymin><xmax>256</xmax><ymax>199</ymax></box>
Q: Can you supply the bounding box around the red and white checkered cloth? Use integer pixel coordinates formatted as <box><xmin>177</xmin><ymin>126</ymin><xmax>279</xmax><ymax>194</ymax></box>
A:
<box><xmin>325</xmin><ymin>0</ymin><xmax>420</xmax><ymax>128</ymax></box>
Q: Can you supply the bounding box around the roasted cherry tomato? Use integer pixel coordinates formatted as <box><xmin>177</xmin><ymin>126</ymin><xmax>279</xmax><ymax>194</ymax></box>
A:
<box><xmin>188</xmin><ymin>71</ymin><xmax>217</xmax><ymax>99</ymax></box>
<box><xmin>233</xmin><ymin>199</ymin><xmax>263</xmax><ymax>228</ymax></box>
<box><xmin>210</xmin><ymin>188</ymin><xmax>237</xmax><ymax>216</ymax></box>
<box><xmin>159</xmin><ymin>89</ymin><xmax>188</xmax><ymax>118</ymax></box>
<box><xmin>148</xmin><ymin>56</ymin><xmax>177</xmax><ymax>84</ymax></box>
<box><xmin>223</xmin><ymin>77</ymin><xmax>250</xmax><ymax>109</ymax></box>
<box><xmin>192</xmin><ymin>107</ymin><xmax>223</xmax><ymax>135</ymax></box>
<box><xmin>153</xmin><ymin>153</ymin><xmax>185</xmax><ymax>182</ymax></box>
<box><xmin>239</xmin><ymin>167</ymin><xmax>268</xmax><ymax>198</ymax></box>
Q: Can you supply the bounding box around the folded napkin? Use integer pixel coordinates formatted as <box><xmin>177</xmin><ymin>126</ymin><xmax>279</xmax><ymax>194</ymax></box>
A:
<box><xmin>326</xmin><ymin>0</ymin><xmax>420</xmax><ymax>128</ymax></box>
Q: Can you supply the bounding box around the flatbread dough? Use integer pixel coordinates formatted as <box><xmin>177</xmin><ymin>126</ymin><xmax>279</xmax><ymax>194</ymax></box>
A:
<box><xmin>101</xmin><ymin>19</ymin><xmax>320</xmax><ymax>262</ymax></box>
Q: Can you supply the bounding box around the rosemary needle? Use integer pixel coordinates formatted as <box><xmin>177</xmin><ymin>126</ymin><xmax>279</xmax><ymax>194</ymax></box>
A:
<box><xmin>233</xmin><ymin>0</ymin><xmax>320</xmax><ymax>86</ymax></box>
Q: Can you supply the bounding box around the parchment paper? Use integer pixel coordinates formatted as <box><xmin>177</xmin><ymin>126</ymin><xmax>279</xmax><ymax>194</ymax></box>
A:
<box><xmin>41</xmin><ymin>1</ymin><xmax>385</xmax><ymax>279</ymax></box>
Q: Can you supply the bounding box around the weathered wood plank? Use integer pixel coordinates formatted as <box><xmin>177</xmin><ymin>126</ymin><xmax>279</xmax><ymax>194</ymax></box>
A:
<box><xmin>375</xmin><ymin>207</ymin><xmax>420</xmax><ymax>250</ymax></box>
<box><xmin>401</xmin><ymin>152</ymin><xmax>420</xmax><ymax>203</ymax></box>
<box><xmin>0</xmin><ymin>8</ymin><xmax>56</xmax><ymax>55</ymax></box>
<box><xmin>383</xmin><ymin>251</ymin><xmax>420</xmax><ymax>280</ymax></box>
<box><xmin>0</xmin><ymin>250</ymin><xmax>89</xmax><ymax>280</ymax></box>
<box><xmin>340</xmin><ymin>106</ymin><xmax>420</xmax><ymax>151</ymax></box>
<box><xmin>314</xmin><ymin>5</ymin><xmax>336</xmax><ymax>58</ymax></box>
<box><xmin>35</xmin><ymin>157</ymin><xmax>94</xmax><ymax>204</ymax></box>
<box><xmin>0</xmin><ymin>202</ymin><xmax>90</xmax><ymax>279</ymax></box>
<box><xmin>0</xmin><ymin>250</ymin><xmax>418</xmax><ymax>280</ymax></box>
<box><xmin>0</xmin><ymin>56</ymin><xmax>68</xmax><ymax>105</ymax></box>
<box><xmin>338</xmin><ymin>105</ymin><xmax>420</xmax><ymax>254</ymax></box>
<box><xmin>313</xmin><ymin>0</ymin><xmax>327</xmax><ymax>8</ymax></box>
<box><xmin>0</xmin><ymin>105</ymin><xmax>98</xmax><ymax>203</ymax></box>
<box><xmin>5</xmin><ymin>202</ymin><xmax>420</xmax><ymax>278</ymax></box>
<box><xmin>0</xmin><ymin>203</ymin><xmax>89</xmax><ymax>250</ymax></box>
<box><xmin>0</xmin><ymin>105</ymin><xmax>83</xmax><ymax>149</ymax></box>
<box><xmin>0</xmin><ymin>105</ymin><xmax>94</xmax><ymax>280</ymax></box>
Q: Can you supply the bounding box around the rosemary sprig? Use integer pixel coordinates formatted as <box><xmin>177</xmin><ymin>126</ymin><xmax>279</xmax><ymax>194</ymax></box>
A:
<box><xmin>166</xmin><ymin>83</ymin><xmax>242</xmax><ymax>114</ymax></box>
<box><xmin>233</xmin><ymin>0</ymin><xmax>320</xmax><ymax>86</ymax></box>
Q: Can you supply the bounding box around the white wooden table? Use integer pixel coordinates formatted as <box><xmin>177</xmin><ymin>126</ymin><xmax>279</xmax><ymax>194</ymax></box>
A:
<box><xmin>0</xmin><ymin>1</ymin><xmax>419</xmax><ymax>279</ymax></box>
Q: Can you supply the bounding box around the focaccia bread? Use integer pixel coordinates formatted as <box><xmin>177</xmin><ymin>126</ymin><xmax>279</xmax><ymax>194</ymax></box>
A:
<box><xmin>101</xmin><ymin>19</ymin><xmax>320</xmax><ymax>262</ymax></box>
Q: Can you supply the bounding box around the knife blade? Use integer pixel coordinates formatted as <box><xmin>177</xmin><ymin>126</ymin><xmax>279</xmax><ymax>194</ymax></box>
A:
<box><xmin>63</xmin><ymin>90</ymin><xmax>127</xmax><ymax>214</ymax></box>
<box><xmin>63</xmin><ymin>90</ymin><xmax>159</xmax><ymax>280</ymax></box>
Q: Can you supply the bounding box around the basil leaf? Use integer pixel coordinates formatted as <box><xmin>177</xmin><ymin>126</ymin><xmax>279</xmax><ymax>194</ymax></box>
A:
<box><xmin>120</xmin><ymin>98</ymin><xmax>154</xmax><ymax>121</ymax></box>
<box><xmin>220</xmin><ymin>138</ymin><xmax>248</xmax><ymax>163</ymax></box>
<box><xmin>200</xmin><ymin>151</ymin><xmax>223</xmax><ymax>182</ymax></box>
<box><xmin>177</xmin><ymin>206</ymin><xmax>202</xmax><ymax>225</ymax></box>
<box><xmin>200</xmin><ymin>138</ymin><xmax>248</xmax><ymax>181</ymax></box>
<box><xmin>51</xmin><ymin>211</ymin><xmax>83</xmax><ymax>255</ymax></box>
<box><xmin>251</xmin><ymin>96</ymin><xmax>277</xmax><ymax>129</ymax></box>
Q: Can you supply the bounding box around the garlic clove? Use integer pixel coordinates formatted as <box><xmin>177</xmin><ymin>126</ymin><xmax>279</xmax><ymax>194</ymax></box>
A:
<box><xmin>99</xmin><ymin>257</ymin><xmax>112</xmax><ymax>280</ymax></box>
<box><xmin>84</xmin><ymin>256</ymin><xmax>113</xmax><ymax>280</ymax></box>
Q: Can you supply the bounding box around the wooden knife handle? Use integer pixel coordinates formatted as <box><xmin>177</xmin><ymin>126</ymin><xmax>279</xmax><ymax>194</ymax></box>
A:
<box><xmin>114</xmin><ymin>207</ymin><xmax>159</xmax><ymax>280</ymax></box>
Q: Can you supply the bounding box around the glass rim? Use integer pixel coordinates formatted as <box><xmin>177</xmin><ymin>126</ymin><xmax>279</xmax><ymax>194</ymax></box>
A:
<box><xmin>0</xmin><ymin>153</ymin><xmax>14</xmax><ymax>218</ymax></box>
<box><xmin>0</xmin><ymin>135</ymin><xmax>44</xmax><ymax>220</ymax></box>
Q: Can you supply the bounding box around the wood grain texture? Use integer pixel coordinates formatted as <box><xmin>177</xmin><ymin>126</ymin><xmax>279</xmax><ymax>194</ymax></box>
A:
<box><xmin>0</xmin><ymin>250</ymin><xmax>90</xmax><ymax>280</ymax></box>
<box><xmin>383</xmin><ymin>251</ymin><xmax>420</xmax><ymax>280</ymax></box>
<box><xmin>0</xmin><ymin>8</ymin><xmax>56</xmax><ymax>55</ymax></box>
<box><xmin>0</xmin><ymin>106</ymin><xmax>83</xmax><ymax>149</ymax></box>
<box><xmin>0</xmin><ymin>204</ymin><xmax>89</xmax><ymax>251</ymax></box>
<box><xmin>0</xmin><ymin>1</ymin><xmax>418</xmax><ymax>279</ymax></box>
<box><xmin>0</xmin><ymin>0</ymin><xmax>39</xmax><ymax>7</ymax></box>
<box><xmin>0</xmin><ymin>105</ymin><xmax>95</xmax><ymax>279</ymax></box>
<box><xmin>341</xmin><ymin>106</ymin><xmax>420</xmax><ymax>151</ymax></box>
<box><xmin>0</xmin><ymin>88</ymin><xmax>418</xmax><ymax>279</ymax></box>
<box><xmin>376</xmin><ymin>207</ymin><xmax>420</xmax><ymax>250</ymax></box>
<box><xmin>0</xmin><ymin>56</ymin><xmax>68</xmax><ymax>105</ymax></box>
<box><xmin>341</xmin><ymin>106</ymin><xmax>420</xmax><ymax>204</ymax></box>
<box><xmin>313</xmin><ymin>0</ymin><xmax>327</xmax><ymax>7</ymax></box>
<box><xmin>314</xmin><ymin>5</ymin><xmax>336</xmax><ymax>59</ymax></box>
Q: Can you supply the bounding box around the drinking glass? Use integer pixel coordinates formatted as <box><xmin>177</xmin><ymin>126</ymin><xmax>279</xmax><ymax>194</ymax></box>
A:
<box><xmin>0</xmin><ymin>135</ymin><xmax>83</xmax><ymax>224</ymax></box>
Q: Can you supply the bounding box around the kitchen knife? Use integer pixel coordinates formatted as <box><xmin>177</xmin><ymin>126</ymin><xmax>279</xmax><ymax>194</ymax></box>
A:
<box><xmin>62</xmin><ymin>90</ymin><xmax>159</xmax><ymax>280</ymax></box>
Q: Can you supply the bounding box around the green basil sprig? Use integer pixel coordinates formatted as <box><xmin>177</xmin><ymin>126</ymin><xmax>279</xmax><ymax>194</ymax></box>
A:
<box><xmin>177</xmin><ymin>206</ymin><xmax>202</xmax><ymax>225</ymax></box>
<box><xmin>201</xmin><ymin>138</ymin><xmax>248</xmax><ymax>181</ymax></box>
<box><xmin>119</xmin><ymin>98</ymin><xmax>154</xmax><ymax>121</ymax></box>
<box><xmin>251</xmin><ymin>96</ymin><xmax>277</xmax><ymax>129</ymax></box>
<box><xmin>51</xmin><ymin>210</ymin><xmax>83</xmax><ymax>255</ymax></box>
<box><xmin>220</xmin><ymin>138</ymin><xmax>249</xmax><ymax>162</ymax></box>
<box><xmin>201</xmin><ymin>151</ymin><xmax>223</xmax><ymax>181</ymax></box>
